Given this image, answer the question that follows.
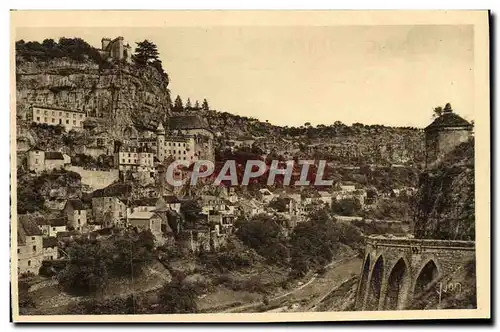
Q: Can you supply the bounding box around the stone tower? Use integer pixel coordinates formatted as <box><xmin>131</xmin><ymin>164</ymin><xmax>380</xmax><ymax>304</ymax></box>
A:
<box><xmin>156</xmin><ymin>122</ymin><xmax>165</xmax><ymax>163</ymax></box>
<box><xmin>424</xmin><ymin>103</ymin><xmax>473</xmax><ymax>167</ymax></box>
<box><xmin>27</xmin><ymin>146</ymin><xmax>45</xmax><ymax>173</ymax></box>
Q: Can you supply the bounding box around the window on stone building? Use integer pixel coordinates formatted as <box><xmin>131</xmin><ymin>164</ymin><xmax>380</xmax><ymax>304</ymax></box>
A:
<box><xmin>44</xmin><ymin>117</ymin><xmax>47</xmax><ymax>122</ymax></box>
<box><xmin>73</xmin><ymin>114</ymin><xmax>76</xmax><ymax>118</ymax></box>
<box><xmin>17</xmin><ymin>249</ymin><xmax>19</xmax><ymax>254</ymax></box>
<box><xmin>52</xmin><ymin>118</ymin><xmax>55</xmax><ymax>123</ymax></box>
<box><xmin>36</xmin><ymin>117</ymin><xmax>40</xmax><ymax>121</ymax></box>
<box><xmin>32</xmin><ymin>245</ymin><xmax>36</xmax><ymax>252</ymax></box>
<box><xmin>66</xmin><ymin>113</ymin><xmax>69</xmax><ymax>118</ymax></box>
<box><xmin>59</xmin><ymin>112</ymin><xmax>62</xmax><ymax>116</ymax></box>
<box><xmin>31</xmin><ymin>237</ymin><xmax>35</xmax><ymax>240</ymax></box>
<box><xmin>28</xmin><ymin>260</ymin><xmax>31</xmax><ymax>266</ymax></box>
<box><xmin>66</xmin><ymin>120</ymin><xmax>69</xmax><ymax>124</ymax></box>
<box><xmin>73</xmin><ymin>120</ymin><xmax>76</xmax><ymax>125</ymax></box>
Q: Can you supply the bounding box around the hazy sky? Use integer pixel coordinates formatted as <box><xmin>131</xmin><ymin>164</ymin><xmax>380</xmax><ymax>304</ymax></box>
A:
<box><xmin>16</xmin><ymin>25</ymin><xmax>474</xmax><ymax>128</ymax></box>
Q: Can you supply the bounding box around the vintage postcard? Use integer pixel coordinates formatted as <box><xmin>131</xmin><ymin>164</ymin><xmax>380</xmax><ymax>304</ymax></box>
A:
<box><xmin>10</xmin><ymin>10</ymin><xmax>490</xmax><ymax>323</ymax></box>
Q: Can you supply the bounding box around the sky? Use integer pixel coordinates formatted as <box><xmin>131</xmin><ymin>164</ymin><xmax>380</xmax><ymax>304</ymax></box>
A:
<box><xmin>16</xmin><ymin>25</ymin><xmax>474</xmax><ymax>128</ymax></box>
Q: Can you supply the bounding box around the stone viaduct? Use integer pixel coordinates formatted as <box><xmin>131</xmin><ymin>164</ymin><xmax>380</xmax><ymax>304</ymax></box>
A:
<box><xmin>355</xmin><ymin>235</ymin><xmax>475</xmax><ymax>311</ymax></box>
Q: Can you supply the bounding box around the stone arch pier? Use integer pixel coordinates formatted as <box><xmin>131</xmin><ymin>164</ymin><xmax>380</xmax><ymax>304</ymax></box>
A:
<box><xmin>355</xmin><ymin>236</ymin><xmax>475</xmax><ymax>311</ymax></box>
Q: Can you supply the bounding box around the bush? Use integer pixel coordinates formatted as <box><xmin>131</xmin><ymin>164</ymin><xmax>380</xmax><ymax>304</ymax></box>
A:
<box><xmin>157</xmin><ymin>281</ymin><xmax>198</xmax><ymax>314</ymax></box>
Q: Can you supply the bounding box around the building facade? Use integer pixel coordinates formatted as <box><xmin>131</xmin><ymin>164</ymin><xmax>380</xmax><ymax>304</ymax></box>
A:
<box><xmin>27</xmin><ymin>148</ymin><xmax>68</xmax><ymax>173</ymax></box>
<box><xmin>155</xmin><ymin>122</ymin><xmax>197</xmax><ymax>163</ymax></box>
<box><xmin>17</xmin><ymin>217</ymin><xmax>44</xmax><ymax>275</ymax></box>
<box><xmin>92</xmin><ymin>196</ymin><xmax>127</xmax><ymax>228</ymax></box>
<box><xmin>100</xmin><ymin>36</ymin><xmax>132</xmax><ymax>63</ymax></box>
<box><xmin>64</xmin><ymin>199</ymin><xmax>88</xmax><ymax>231</ymax></box>
<box><xmin>114</xmin><ymin>146</ymin><xmax>155</xmax><ymax>175</ymax></box>
<box><xmin>30</xmin><ymin>105</ymin><xmax>86</xmax><ymax>131</ymax></box>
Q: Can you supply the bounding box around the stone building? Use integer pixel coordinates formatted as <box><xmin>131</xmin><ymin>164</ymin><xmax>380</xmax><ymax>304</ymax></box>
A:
<box><xmin>114</xmin><ymin>145</ymin><xmax>155</xmax><ymax>175</ymax></box>
<box><xmin>29</xmin><ymin>105</ymin><xmax>86</xmax><ymax>131</ymax></box>
<box><xmin>155</xmin><ymin>122</ymin><xmax>197</xmax><ymax>163</ymax></box>
<box><xmin>17</xmin><ymin>216</ymin><xmax>44</xmax><ymax>275</ymax></box>
<box><xmin>42</xmin><ymin>237</ymin><xmax>59</xmax><ymax>261</ymax></box>
<box><xmin>26</xmin><ymin>147</ymin><xmax>69</xmax><ymax>173</ymax></box>
<box><xmin>100</xmin><ymin>36</ymin><xmax>132</xmax><ymax>63</ymax></box>
<box><xmin>37</xmin><ymin>216</ymin><xmax>67</xmax><ymax>237</ymax></box>
<box><xmin>127</xmin><ymin>211</ymin><xmax>163</xmax><ymax>239</ymax></box>
<box><xmin>91</xmin><ymin>184</ymin><xmax>129</xmax><ymax>228</ymax></box>
<box><xmin>425</xmin><ymin>104</ymin><xmax>473</xmax><ymax>167</ymax></box>
<box><xmin>167</xmin><ymin>115</ymin><xmax>215</xmax><ymax>162</ymax></box>
<box><xmin>64</xmin><ymin>199</ymin><xmax>88</xmax><ymax>231</ymax></box>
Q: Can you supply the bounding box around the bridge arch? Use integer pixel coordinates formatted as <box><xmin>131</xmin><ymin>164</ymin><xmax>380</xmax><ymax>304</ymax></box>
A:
<box><xmin>383</xmin><ymin>257</ymin><xmax>411</xmax><ymax>310</ymax></box>
<box><xmin>366</xmin><ymin>255</ymin><xmax>384</xmax><ymax>310</ymax></box>
<box><xmin>412</xmin><ymin>258</ymin><xmax>440</xmax><ymax>309</ymax></box>
<box><xmin>357</xmin><ymin>254</ymin><xmax>371</xmax><ymax>309</ymax></box>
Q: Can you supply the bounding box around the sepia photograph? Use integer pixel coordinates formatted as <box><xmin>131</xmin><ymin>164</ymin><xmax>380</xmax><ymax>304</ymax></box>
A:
<box><xmin>9</xmin><ymin>10</ymin><xmax>490</xmax><ymax>323</ymax></box>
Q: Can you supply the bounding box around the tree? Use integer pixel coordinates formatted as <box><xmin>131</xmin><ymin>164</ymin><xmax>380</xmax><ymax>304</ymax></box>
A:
<box><xmin>331</xmin><ymin>197</ymin><xmax>362</xmax><ymax>216</ymax></box>
<box><xmin>133</xmin><ymin>40</ymin><xmax>160</xmax><ymax>65</ymax></box>
<box><xmin>180</xmin><ymin>199</ymin><xmax>202</xmax><ymax>224</ymax></box>
<box><xmin>202</xmin><ymin>99</ymin><xmax>210</xmax><ymax>111</ymax></box>
<box><xmin>173</xmin><ymin>95</ymin><xmax>183</xmax><ymax>112</ymax></box>
<box><xmin>158</xmin><ymin>281</ymin><xmax>198</xmax><ymax>313</ymax></box>
<box><xmin>57</xmin><ymin>240</ymin><xmax>108</xmax><ymax>296</ymax></box>
<box><xmin>185</xmin><ymin>98</ymin><xmax>192</xmax><ymax>110</ymax></box>
<box><xmin>194</xmin><ymin>100</ymin><xmax>200</xmax><ymax>110</ymax></box>
<box><xmin>433</xmin><ymin>106</ymin><xmax>444</xmax><ymax>118</ymax></box>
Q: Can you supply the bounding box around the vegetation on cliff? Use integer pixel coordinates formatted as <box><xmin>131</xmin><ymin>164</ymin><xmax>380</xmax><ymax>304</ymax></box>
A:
<box><xmin>17</xmin><ymin>168</ymin><xmax>82</xmax><ymax>214</ymax></box>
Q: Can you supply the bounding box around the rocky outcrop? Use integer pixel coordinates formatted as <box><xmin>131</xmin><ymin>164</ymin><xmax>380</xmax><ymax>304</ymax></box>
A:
<box><xmin>412</xmin><ymin>139</ymin><xmax>475</xmax><ymax>240</ymax></box>
<box><xmin>16</xmin><ymin>57</ymin><xmax>171</xmax><ymax>139</ymax></box>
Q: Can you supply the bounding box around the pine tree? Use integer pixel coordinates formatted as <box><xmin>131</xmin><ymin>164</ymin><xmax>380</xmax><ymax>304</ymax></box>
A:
<box><xmin>133</xmin><ymin>40</ymin><xmax>160</xmax><ymax>65</ymax></box>
<box><xmin>194</xmin><ymin>100</ymin><xmax>200</xmax><ymax>110</ymax></box>
<box><xmin>174</xmin><ymin>95</ymin><xmax>183</xmax><ymax>112</ymax></box>
<box><xmin>202</xmin><ymin>99</ymin><xmax>209</xmax><ymax>111</ymax></box>
<box><xmin>185</xmin><ymin>98</ymin><xmax>192</xmax><ymax>110</ymax></box>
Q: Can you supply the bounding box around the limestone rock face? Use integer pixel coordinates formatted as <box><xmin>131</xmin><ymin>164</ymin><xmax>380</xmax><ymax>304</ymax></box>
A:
<box><xmin>16</xmin><ymin>57</ymin><xmax>171</xmax><ymax>139</ymax></box>
<box><xmin>413</xmin><ymin>139</ymin><xmax>475</xmax><ymax>240</ymax></box>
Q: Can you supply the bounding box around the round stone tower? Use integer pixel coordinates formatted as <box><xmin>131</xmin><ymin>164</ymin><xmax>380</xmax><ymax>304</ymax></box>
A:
<box><xmin>156</xmin><ymin>122</ymin><xmax>165</xmax><ymax>162</ymax></box>
<box><xmin>424</xmin><ymin>103</ymin><xmax>473</xmax><ymax>167</ymax></box>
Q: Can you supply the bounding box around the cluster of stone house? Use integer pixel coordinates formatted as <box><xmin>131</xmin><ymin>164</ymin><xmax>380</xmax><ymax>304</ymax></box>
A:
<box><xmin>113</xmin><ymin>115</ymin><xmax>215</xmax><ymax>179</ymax></box>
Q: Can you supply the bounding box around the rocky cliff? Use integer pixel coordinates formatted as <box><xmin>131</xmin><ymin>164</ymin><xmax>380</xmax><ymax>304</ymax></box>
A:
<box><xmin>412</xmin><ymin>138</ymin><xmax>475</xmax><ymax>240</ymax></box>
<box><xmin>16</xmin><ymin>57</ymin><xmax>171</xmax><ymax>139</ymax></box>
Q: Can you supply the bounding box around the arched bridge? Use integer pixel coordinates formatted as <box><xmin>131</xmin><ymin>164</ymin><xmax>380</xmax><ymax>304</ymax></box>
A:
<box><xmin>355</xmin><ymin>235</ymin><xmax>475</xmax><ymax>311</ymax></box>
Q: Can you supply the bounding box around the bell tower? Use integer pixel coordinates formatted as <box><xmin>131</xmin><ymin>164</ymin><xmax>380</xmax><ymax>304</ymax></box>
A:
<box><xmin>156</xmin><ymin>122</ymin><xmax>165</xmax><ymax>163</ymax></box>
